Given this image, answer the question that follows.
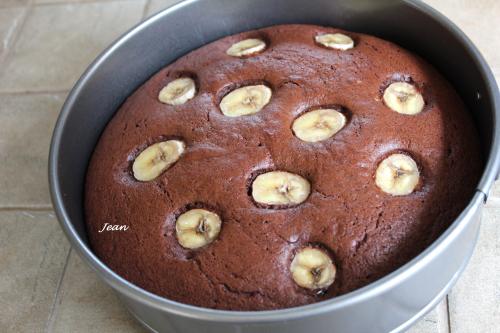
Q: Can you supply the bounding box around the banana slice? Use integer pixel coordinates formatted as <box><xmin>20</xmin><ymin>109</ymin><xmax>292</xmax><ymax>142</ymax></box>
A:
<box><xmin>292</xmin><ymin>108</ymin><xmax>346</xmax><ymax>142</ymax></box>
<box><xmin>226</xmin><ymin>38</ymin><xmax>266</xmax><ymax>57</ymax></box>
<box><xmin>383</xmin><ymin>82</ymin><xmax>424</xmax><ymax>115</ymax></box>
<box><xmin>315</xmin><ymin>33</ymin><xmax>354</xmax><ymax>50</ymax></box>
<box><xmin>132</xmin><ymin>140</ymin><xmax>185</xmax><ymax>181</ymax></box>
<box><xmin>220</xmin><ymin>85</ymin><xmax>272</xmax><ymax>117</ymax></box>
<box><xmin>158</xmin><ymin>77</ymin><xmax>196</xmax><ymax>105</ymax></box>
<box><xmin>252</xmin><ymin>171</ymin><xmax>310</xmax><ymax>206</ymax></box>
<box><xmin>375</xmin><ymin>153</ymin><xmax>420</xmax><ymax>196</ymax></box>
<box><xmin>176</xmin><ymin>209</ymin><xmax>222</xmax><ymax>249</ymax></box>
<box><xmin>290</xmin><ymin>247</ymin><xmax>336</xmax><ymax>290</ymax></box>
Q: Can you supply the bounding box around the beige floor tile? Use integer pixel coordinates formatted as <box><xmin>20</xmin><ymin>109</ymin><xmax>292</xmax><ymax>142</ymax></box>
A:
<box><xmin>448</xmin><ymin>207</ymin><xmax>500</xmax><ymax>333</ymax></box>
<box><xmin>0</xmin><ymin>7</ymin><xmax>25</xmax><ymax>59</ymax></box>
<box><xmin>0</xmin><ymin>0</ymin><xmax>146</xmax><ymax>93</ymax></box>
<box><xmin>0</xmin><ymin>93</ymin><xmax>65</xmax><ymax>208</ymax></box>
<box><xmin>145</xmin><ymin>0</ymin><xmax>182</xmax><ymax>17</ymax></box>
<box><xmin>49</xmin><ymin>251</ymin><xmax>145</xmax><ymax>333</ymax></box>
<box><xmin>407</xmin><ymin>299</ymin><xmax>449</xmax><ymax>333</ymax></box>
<box><xmin>423</xmin><ymin>0</ymin><xmax>500</xmax><ymax>79</ymax></box>
<box><xmin>485</xmin><ymin>180</ymin><xmax>500</xmax><ymax>207</ymax></box>
<box><xmin>0</xmin><ymin>210</ymin><xmax>70</xmax><ymax>333</ymax></box>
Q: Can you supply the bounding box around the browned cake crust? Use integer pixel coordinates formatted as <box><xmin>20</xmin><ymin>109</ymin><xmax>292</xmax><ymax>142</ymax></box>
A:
<box><xmin>84</xmin><ymin>24</ymin><xmax>482</xmax><ymax>310</ymax></box>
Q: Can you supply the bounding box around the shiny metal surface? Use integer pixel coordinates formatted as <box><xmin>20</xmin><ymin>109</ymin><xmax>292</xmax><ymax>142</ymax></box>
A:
<box><xmin>49</xmin><ymin>0</ymin><xmax>500</xmax><ymax>332</ymax></box>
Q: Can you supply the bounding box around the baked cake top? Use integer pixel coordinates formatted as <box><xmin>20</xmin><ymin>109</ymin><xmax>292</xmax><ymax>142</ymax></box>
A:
<box><xmin>85</xmin><ymin>24</ymin><xmax>482</xmax><ymax>310</ymax></box>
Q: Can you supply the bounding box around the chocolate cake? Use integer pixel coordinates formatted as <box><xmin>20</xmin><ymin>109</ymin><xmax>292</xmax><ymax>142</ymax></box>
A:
<box><xmin>84</xmin><ymin>24</ymin><xmax>482</xmax><ymax>310</ymax></box>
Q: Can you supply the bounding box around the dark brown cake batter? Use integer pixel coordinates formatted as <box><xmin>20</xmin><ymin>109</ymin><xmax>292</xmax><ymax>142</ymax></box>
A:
<box><xmin>85</xmin><ymin>24</ymin><xmax>482</xmax><ymax>310</ymax></box>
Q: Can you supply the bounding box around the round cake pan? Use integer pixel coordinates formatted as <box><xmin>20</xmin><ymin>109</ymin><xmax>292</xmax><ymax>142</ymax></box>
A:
<box><xmin>49</xmin><ymin>0</ymin><xmax>500</xmax><ymax>332</ymax></box>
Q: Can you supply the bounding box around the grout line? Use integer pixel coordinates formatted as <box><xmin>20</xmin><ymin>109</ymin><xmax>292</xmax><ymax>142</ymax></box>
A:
<box><xmin>142</xmin><ymin>0</ymin><xmax>152</xmax><ymax>20</ymax></box>
<box><xmin>446</xmin><ymin>295</ymin><xmax>452</xmax><ymax>333</ymax></box>
<box><xmin>0</xmin><ymin>206</ymin><xmax>54</xmax><ymax>211</ymax></box>
<box><xmin>433</xmin><ymin>296</ymin><xmax>451</xmax><ymax>333</ymax></box>
<box><xmin>44</xmin><ymin>248</ymin><xmax>72</xmax><ymax>333</ymax></box>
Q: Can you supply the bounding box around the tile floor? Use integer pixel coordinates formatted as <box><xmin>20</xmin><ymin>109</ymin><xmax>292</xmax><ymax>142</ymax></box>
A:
<box><xmin>0</xmin><ymin>0</ymin><xmax>498</xmax><ymax>332</ymax></box>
